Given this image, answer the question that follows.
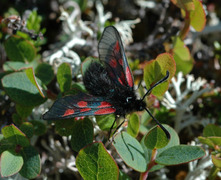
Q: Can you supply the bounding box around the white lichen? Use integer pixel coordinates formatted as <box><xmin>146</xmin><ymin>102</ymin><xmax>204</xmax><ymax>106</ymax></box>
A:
<box><xmin>162</xmin><ymin>72</ymin><xmax>212</xmax><ymax>133</ymax></box>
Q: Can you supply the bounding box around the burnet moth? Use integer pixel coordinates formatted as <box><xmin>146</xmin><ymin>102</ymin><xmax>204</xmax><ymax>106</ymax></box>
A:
<box><xmin>43</xmin><ymin>26</ymin><xmax>170</xmax><ymax>138</ymax></box>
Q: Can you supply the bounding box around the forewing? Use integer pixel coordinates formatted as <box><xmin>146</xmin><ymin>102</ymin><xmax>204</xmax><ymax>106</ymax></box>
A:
<box><xmin>43</xmin><ymin>93</ymin><xmax>116</xmax><ymax>120</ymax></box>
<box><xmin>98</xmin><ymin>26</ymin><xmax>134</xmax><ymax>88</ymax></box>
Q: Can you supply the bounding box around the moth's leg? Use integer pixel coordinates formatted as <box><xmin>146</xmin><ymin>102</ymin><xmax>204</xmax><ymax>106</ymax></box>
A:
<box><xmin>108</xmin><ymin>115</ymin><xmax>118</xmax><ymax>140</ymax></box>
<box><xmin>110</xmin><ymin>116</ymin><xmax>126</xmax><ymax>142</ymax></box>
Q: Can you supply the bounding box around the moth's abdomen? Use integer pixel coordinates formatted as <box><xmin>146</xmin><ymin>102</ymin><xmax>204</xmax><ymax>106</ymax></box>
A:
<box><xmin>83</xmin><ymin>62</ymin><xmax>114</xmax><ymax>96</ymax></box>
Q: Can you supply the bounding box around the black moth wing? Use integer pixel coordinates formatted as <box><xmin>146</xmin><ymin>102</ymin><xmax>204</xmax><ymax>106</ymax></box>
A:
<box><xmin>98</xmin><ymin>26</ymin><xmax>134</xmax><ymax>89</ymax></box>
<box><xmin>43</xmin><ymin>93</ymin><xmax>116</xmax><ymax>120</ymax></box>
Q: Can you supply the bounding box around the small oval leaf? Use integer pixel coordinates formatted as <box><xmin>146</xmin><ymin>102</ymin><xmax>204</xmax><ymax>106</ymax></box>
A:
<box><xmin>144</xmin><ymin>53</ymin><xmax>176</xmax><ymax>97</ymax></box>
<box><xmin>140</xmin><ymin>125</ymin><xmax>180</xmax><ymax>171</ymax></box>
<box><xmin>127</xmin><ymin>113</ymin><xmax>140</xmax><ymax>138</ymax></box>
<box><xmin>96</xmin><ymin>114</ymin><xmax>116</xmax><ymax>131</ymax></box>
<box><xmin>19</xmin><ymin>146</ymin><xmax>41</xmax><ymax>179</ymax></box>
<box><xmin>81</xmin><ymin>57</ymin><xmax>99</xmax><ymax>75</ymax></box>
<box><xmin>189</xmin><ymin>0</ymin><xmax>206</xmax><ymax>32</ymax></box>
<box><xmin>2</xmin><ymin>71</ymin><xmax>46</xmax><ymax>107</ymax></box>
<box><xmin>25</xmin><ymin>67</ymin><xmax>45</xmax><ymax>98</ymax></box>
<box><xmin>71</xmin><ymin>118</ymin><xmax>94</xmax><ymax>152</ymax></box>
<box><xmin>211</xmin><ymin>155</ymin><xmax>221</xmax><ymax>168</ymax></box>
<box><xmin>172</xmin><ymin>37</ymin><xmax>193</xmax><ymax>75</ymax></box>
<box><xmin>155</xmin><ymin>145</ymin><xmax>205</xmax><ymax>165</ymax></box>
<box><xmin>35</xmin><ymin>63</ymin><xmax>54</xmax><ymax>85</ymax></box>
<box><xmin>144</xmin><ymin>126</ymin><xmax>169</xmax><ymax>150</ymax></box>
<box><xmin>29</xmin><ymin>120</ymin><xmax>47</xmax><ymax>136</ymax></box>
<box><xmin>55</xmin><ymin>118</ymin><xmax>76</xmax><ymax>136</ymax></box>
<box><xmin>171</xmin><ymin>0</ymin><xmax>195</xmax><ymax>11</ymax></box>
<box><xmin>16</xmin><ymin>104</ymin><xmax>33</xmax><ymax>119</ymax></box>
<box><xmin>198</xmin><ymin>136</ymin><xmax>215</xmax><ymax>148</ymax></box>
<box><xmin>3</xmin><ymin>61</ymin><xmax>32</xmax><ymax>72</ymax></box>
<box><xmin>57</xmin><ymin>63</ymin><xmax>72</xmax><ymax>93</ymax></box>
<box><xmin>76</xmin><ymin>142</ymin><xmax>119</xmax><ymax>180</ymax></box>
<box><xmin>2</xmin><ymin>124</ymin><xmax>30</xmax><ymax>147</ymax></box>
<box><xmin>20</xmin><ymin>122</ymin><xmax>34</xmax><ymax>138</ymax></box>
<box><xmin>1</xmin><ymin>150</ymin><xmax>23</xmax><ymax>177</ymax></box>
<box><xmin>203</xmin><ymin>124</ymin><xmax>221</xmax><ymax>137</ymax></box>
<box><xmin>113</xmin><ymin>132</ymin><xmax>147</xmax><ymax>172</ymax></box>
<box><xmin>4</xmin><ymin>35</ymin><xmax>36</xmax><ymax>62</ymax></box>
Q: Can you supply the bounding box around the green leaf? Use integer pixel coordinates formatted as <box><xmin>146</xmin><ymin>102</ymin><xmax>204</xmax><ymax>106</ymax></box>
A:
<box><xmin>74</xmin><ymin>0</ymin><xmax>88</xmax><ymax>11</ymax></box>
<box><xmin>55</xmin><ymin>118</ymin><xmax>76</xmax><ymax>136</ymax></box>
<box><xmin>155</xmin><ymin>145</ymin><xmax>205</xmax><ymax>165</ymax></box>
<box><xmin>203</xmin><ymin>124</ymin><xmax>221</xmax><ymax>137</ymax></box>
<box><xmin>144</xmin><ymin>53</ymin><xmax>176</xmax><ymax>97</ymax></box>
<box><xmin>20</xmin><ymin>122</ymin><xmax>34</xmax><ymax>138</ymax></box>
<box><xmin>2</xmin><ymin>71</ymin><xmax>46</xmax><ymax>107</ymax></box>
<box><xmin>4</xmin><ymin>35</ymin><xmax>36</xmax><ymax>62</ymax></box>
<box><xmin>154</xmin><ymin>125</ymin><xmax>180</xmax><ymax>155</ymax></box>
<box><xmin>76</xmin><ymin>142</ymin><xmax>119</xmax><ymax>180</ymax></box>
<box><xmin>211</xmin><ymin>155</ymin><xmax>221</xmax><ymax>168</ymax></box>
<box><xmin>3</xmin><ymin>61</ymin><xmax>32</xmax><ymax>72</ymax></box>
<box><xmin>113</xmin><ymin>132</ymin><xmax>147</xmax><ymax>172</ymax></box>
<box><xmin>12</xmin><ymin>113</ymin><xmax>23</xmax><ymax>126</ymax></box>
<box><xmin>25</xmin><ymin>67</ymin><xmax>45</xmax><ymax>98</ymax></box>
<box><xmin>57</xmin><ymin>63</ymin><xmax>72</xmax><ymax>93</ymax></box>
<box><xmin>71</xmin><ymin>118</ymin><xmax>93</xmax><ymax>152</ymax></box>
<box><xmin>119</xmin><ymin>170</ymin><xmax>132</xmax><ymax>180</ymax></box>
<box><xmin>35</xmin><ymin>63</ymin><xmax>54</xmax><ymax>85</ymax></box>
<box><xmin>26</xmin><ymin>10</ymin><xmax>42</xmax><ymax>33</ymax></box>
<box><xmin>140</xmin><ymin>125</ymin><xmax>179</xmax><ymax>171</ymax></box>
<box><xmin>172</xmin><ymin>37</ymin><xmax>193</xmax><ymax>75</ymax></box>
<box><xmin>127</xmin><ymin>113</ymin><xmax>140</xmax><ymax>138</ymax></box>
<box><xmin>208</xmin><ymin>166</ymin><xmax>221</xmax><ymax>180</ymax></box>
<box><xmin>208</xmin><ymin>137</ymin><xmax>221</xmax><ymax>146</ymax></box>
<box><xmin>81</xmin><ymin>57</ymin><xmax>99</xmax><ymax>75</ymax></box>
<box><xmin>16</xmin><ymin>104</ymin><xmax>33</xmax><ymax>119</ymax></box>
<box><xmin>0</xmin><ymin>138</ymin><xmax>12</xmax><ymax>154</ymax></box>
<box><xmin>64</xmin><ymin>82</ymin><xmax>87</xmax><ymax>95</ymax></box>
<box><xmin>2</xmin><ymin>124</ymin><xmax>30</xmax><ymax>147</ymax></box>
<box><xmin>198</xmin><ymin>136</ymin><xmax>215</xmax><ymax>148</ymax></box>
<box><xmin>189</xmin><ymin>0</ymin><xmax>206</xmax><ymax>32</ymax></box>
<box><xmin>144</xmin><ymin>126</ymin><xmax>169</xmax><ymax>150</ymax></box>
<box><xmin>19</xmin><ymin>146</ymin><xmax>41</xmax><ymax>179</ymax></box>
<box><xmin>171</xmin><ymin>0</ymin><xmax>195</xmax><ymax>11</ymax></box>
<box><xmin>30</xmin><ymin>120</ymin><xmax>47</xmax><ymax>136</ymax></box>
<box><xmin>0</xmin><ymin>150</ymin><xmax>23</xmax><ymax>177</ymax></box>
<box><xmin>96</xmin><ymin>114</ymin><xmax>116</xmax><ymax>131</ymax></box>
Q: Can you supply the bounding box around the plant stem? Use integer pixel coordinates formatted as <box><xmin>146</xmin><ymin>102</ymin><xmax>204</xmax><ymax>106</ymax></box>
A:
<box><xmin>140</xmin><ymin>148</ymin><xmax>158</xmax><ymax>180</ymax></box>
<box><xmin>179</xmin><ymin>11</ymin><xmax>190</xmax><ymax>40</ymax></box>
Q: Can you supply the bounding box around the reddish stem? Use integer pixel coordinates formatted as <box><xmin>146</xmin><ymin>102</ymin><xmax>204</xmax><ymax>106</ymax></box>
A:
<box><xmin>140</xmin><ymin>149</ymin><xmax>158</xmax><ymax>180</ymax></box>
<box><xmin>46</xmin><ymin>89</ymin><xmax>57</xmax><ymax>100</ymax></box>
<box><xmin>179</xmin><ymin>11</ymin><xmax>190</xmax><ymax>40</ymax></box>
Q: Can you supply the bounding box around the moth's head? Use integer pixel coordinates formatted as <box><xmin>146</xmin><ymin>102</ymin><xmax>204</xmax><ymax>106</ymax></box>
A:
<box><xmin>135</xmin><ymin>99</ymin><xmax>146</xmax><ymax>111</ymax></box>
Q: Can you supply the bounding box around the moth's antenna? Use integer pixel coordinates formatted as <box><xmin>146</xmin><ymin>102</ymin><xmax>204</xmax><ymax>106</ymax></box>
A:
<box><xmin>142</xmin><ymin>71</ymin><xmax>170</xmax><ymax>101</ymax></box>
<box><xmin>144</xmin><ymin>107</ymin><xmax>170</xmax><ymax>139</ymax></box>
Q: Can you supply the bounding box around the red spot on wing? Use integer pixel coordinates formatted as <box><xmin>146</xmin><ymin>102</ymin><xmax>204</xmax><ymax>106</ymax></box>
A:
<box><xmin>94</xmin><ymin>108</ymin><xmax>116</xmax><ymax>115</ymax></box>
<box><xmin>63</xmin><ymin>109</ymin><xmax>75</xmax><ymax>116</ymax></box>
<box><xmin>120</xmin><ymin>72</ymin><xmax>126</xmax><ymax>83</ymax></box>
<box><xmin>119</xmin><ymin>58</ymin><xmax>123</xmax><ymax>66</ymax></box>
<box><xmin>115</xmin><ymin>41</ymin><xmax>120</xmax><ymax>52</ymax></box>
<box><xmin>118</xmin><ymin>77</ymin><xmax>124</xmax><ymax>85</ymax></box>
<box><xmin>77</xmin><ymin>101</ymin><xmax>88</xmax><ymax>107</ymax></box>
<box><xmin>98</xmin><ymin>101</ymin><xmax>113</xmax><ymax>108</ymax></box>
<box><xmin>110</xmin><ymin>59</ymin><xmax>117</xmax><ymax>68</ymax></box>
<box><xmin>80</xmin><ymin>108</ymin><xmax>91</xmax><ymax>112</ymax></box>
<box><xmin>126</xmin><ymin>67</ymin><xmax>133</xmax><ymax>87</ymax></box>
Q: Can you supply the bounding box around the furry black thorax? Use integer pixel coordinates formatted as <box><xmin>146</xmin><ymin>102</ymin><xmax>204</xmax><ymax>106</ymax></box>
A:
<box><xmin>83</xmin><ymin>61</ymin><xmax>146</xmax><ymax>116</ymax></box>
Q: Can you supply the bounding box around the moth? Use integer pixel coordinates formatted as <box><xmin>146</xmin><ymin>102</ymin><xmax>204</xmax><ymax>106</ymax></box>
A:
<box><xmin>43</xmin><ymin>26</ymin><xmax>170</xmax><ymax>138</ymax></box>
